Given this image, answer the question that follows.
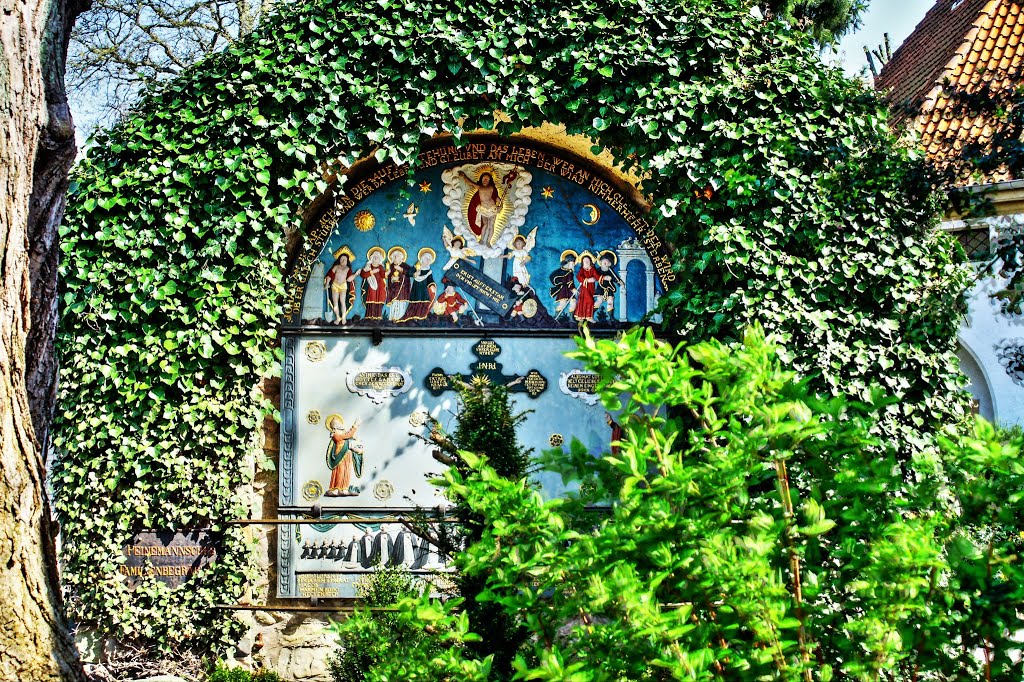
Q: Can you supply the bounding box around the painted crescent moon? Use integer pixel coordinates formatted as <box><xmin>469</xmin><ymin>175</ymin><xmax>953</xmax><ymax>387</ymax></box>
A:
<box><xmin>582</xmin><ymin>204</ymin><xmax>601</xmax><ymax>225</ymax></box>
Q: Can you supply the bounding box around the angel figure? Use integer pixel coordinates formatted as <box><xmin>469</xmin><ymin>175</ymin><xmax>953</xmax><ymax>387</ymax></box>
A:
<box><xmin>501</xmin><ymin>227</ymin><xmax>538</xmax><ymax>287</ymax></box>
<box><xmin>441</xmin><ymin>226</ymin><xmax>477</xmax><ymax>271</ymax></box>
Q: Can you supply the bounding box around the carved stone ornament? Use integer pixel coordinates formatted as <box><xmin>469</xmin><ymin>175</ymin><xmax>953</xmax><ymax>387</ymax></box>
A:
<box><xmin>995</xmin><ymin>339</ymin><xmax>1024</xmax><ymax>387</ymax></box>
<box><xmin>558</xmin><ymin>370</ymin><xmax>601</xmax><ymax>405</ymax></box>
<box><xmin>304</xmin><ymin>341</ymin><xmax>327</xmax><ymax>363</ymax></box>
<box><xmin>302</xmin><ymin>480</ymin><xmax>324</xmax><ymax>502</ymax></box>
<box><xmin>306</xmin><ymin>410</ymin><xmax>321</xmax><ymax>425</ymax></box>
<box><xmin>373</xmin><ymin>480</ymin><xmax>395</xmax><ymax>501</ymax></box>
<box><xmin>345</xmin><ymin>367</ymin><xmax>413</xmax><ymax>404</ymax></box>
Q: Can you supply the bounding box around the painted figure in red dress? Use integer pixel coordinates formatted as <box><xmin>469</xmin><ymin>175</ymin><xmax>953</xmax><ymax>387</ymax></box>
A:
<box><xmin>574</xmin><ymin>252</ymin><xmax>598</xmax><ymax>322</ymax></box>
<box><xmin>434</xmin><ymin>281</ymin><xmax>469</xmax><ymax>323</ymax></box>
<box><xmin>359</xmin><ymin>247</ymin><xmax>387</xmax><ymax>320</ymax></box>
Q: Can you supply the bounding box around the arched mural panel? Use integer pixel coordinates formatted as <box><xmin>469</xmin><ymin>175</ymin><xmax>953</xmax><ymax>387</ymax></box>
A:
<box><xmin>277</xmin><ymin>138</ymin><xmax>670</xmax><ymax>597</ymax></box>
<box><xmin>283</xmin><ymin>138</ymin><xmax>672</xmax><ymax>330</ymax></box>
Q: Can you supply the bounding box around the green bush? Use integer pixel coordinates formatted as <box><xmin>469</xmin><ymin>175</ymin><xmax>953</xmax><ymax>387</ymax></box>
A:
<box><xmin>208</xmin><ymin>662</ymin><xmax>281</xmax><ymax>682</ymax></box>
<box><xmin>327</xmin><ymin>566</ymin><xmax>437</xmax><ymax>682</ymax></box>
<box><xmin>336</xmin><ymin>327</ymin><xmax>1024</xmax><ymax>681</ymax></box>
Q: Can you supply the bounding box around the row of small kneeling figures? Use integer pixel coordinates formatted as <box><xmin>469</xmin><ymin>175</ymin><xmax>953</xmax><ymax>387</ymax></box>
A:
<box><xmin>300</xmin><ymin>529</ymin><xmax>446</xmax><ymax>569</ymax></box>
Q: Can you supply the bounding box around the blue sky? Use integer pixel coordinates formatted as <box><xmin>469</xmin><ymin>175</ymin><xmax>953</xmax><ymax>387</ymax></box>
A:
<box><xmin>834</xmin><ymin>0</ymin><xmax>937</xmax><ymax>77</ymax></box>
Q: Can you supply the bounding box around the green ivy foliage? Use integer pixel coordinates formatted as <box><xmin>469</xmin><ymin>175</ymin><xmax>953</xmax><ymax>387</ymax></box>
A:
<box><xmin>55</xmin><ymin>0</ymin><xmax>972</xmax><ymax>647</ymax></box>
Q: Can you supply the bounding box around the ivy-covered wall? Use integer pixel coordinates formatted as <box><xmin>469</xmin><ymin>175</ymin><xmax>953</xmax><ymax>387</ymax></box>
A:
<box><xmin>55</xmin><ymin>0</ymin><xmax>972</xmax><ymax>649</ymax></box>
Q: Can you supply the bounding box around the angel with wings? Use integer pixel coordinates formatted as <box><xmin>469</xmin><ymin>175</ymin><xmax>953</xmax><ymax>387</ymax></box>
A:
<box><xmin>441</xmin><ymin>226</ymin><xmax>477</xmax><ymax>271</ymax></box>
<box><xmin>501</xmin><ymin>227</ymin><xmax>538</xmax><ymax>286</ymax></box>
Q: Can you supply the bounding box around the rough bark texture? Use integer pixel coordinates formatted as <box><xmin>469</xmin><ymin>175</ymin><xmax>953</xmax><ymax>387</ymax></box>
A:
<box><xmin>1</xmin><ymin>0</ymin><xmax>89</xmax><ymax>680</ymax></box>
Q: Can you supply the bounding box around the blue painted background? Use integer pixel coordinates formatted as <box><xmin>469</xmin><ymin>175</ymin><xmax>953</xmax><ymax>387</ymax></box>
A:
<box><xmin>304</xmin><ymin>162</ymin><xmax>662</xmax><ymax>327</ymax></box>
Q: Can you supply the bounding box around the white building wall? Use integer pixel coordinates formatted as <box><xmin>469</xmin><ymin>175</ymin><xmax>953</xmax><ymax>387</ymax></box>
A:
<box><xmin>947</xmin><ymin>204</ymin><xmax>1024</xmax><ymax>426</ymax></box>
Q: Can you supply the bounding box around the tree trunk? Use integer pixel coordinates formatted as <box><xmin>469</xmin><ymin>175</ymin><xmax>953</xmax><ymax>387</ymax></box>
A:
<box><xmin>1</xmin><ymin>0</ymin><xmax>89</xmax><ymax>680</ymax></box>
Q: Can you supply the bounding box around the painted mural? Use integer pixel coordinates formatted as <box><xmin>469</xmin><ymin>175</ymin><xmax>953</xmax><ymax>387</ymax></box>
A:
<box><xmin>277</xmin><ymin>334</ymin><xmax>619</xmax><ymax>597</ymax></box>
<box><xmin>277</xmin><ymin>139</ymin><xmax>669</xmax><ymax>597</ymax></box>
<box><xmin>284</xmin><ymin>141</ymin><xmax>672</xmax><ymax>330</ymax></box>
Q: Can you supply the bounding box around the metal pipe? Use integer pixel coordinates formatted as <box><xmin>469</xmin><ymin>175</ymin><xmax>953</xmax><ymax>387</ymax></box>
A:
<box><xmin>212</xmin><ymin>604</ymin><xmax>399</xmax><ymax>613</ymax></box>
<box><xmin>226</xmin><ymin>517</ymin><xmax>458</xmax><ymax>525</ymax></box>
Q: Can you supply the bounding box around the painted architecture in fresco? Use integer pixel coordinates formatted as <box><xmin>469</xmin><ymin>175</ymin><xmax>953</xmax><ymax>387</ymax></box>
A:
<box><xmin>278</xmin><ymin>138</ymin><xmax>670</xmax><ymax>597</ymax></box>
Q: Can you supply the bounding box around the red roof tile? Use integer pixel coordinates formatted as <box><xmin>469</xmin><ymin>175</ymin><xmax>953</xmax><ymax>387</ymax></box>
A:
<box><xmin>876</xmin><ymin>0</ymin><xmax>1024</xmax><ymax>182</ymax></box>
<box><xmin>876</xmin><ymin>0</ymin><xmax>994</xmax><ymax>112</ymax></box>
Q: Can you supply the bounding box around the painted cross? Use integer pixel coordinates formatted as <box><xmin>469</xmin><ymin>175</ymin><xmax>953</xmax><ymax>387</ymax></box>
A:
<box><xmin>424</xmin><ymin>339</ymin><xmax>548</xmax><ymax>398</ymax></box>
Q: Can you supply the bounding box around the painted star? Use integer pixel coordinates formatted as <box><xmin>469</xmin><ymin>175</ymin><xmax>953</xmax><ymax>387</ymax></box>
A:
<box><xmin>541</xmin><ymin>186</ymin><xmax>554</xmax><ymax>199</ymax></box>
<box><xmin>419</xmin><ymin>181</ymin><xmax>432</xmax><ymax>193</ymax></box>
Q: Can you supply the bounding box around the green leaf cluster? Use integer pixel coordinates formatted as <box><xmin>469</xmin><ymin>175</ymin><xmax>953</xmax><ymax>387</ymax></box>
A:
<box><xmin>55</xmin><ymin>0</ymin><xmax>971</xmax><ymax>648</ymax></box>
<box><xmin>208</xmin><ymin>662</ymin><xmax>282</xmax><ymax>682</ymax></box>
<box><xmin>344</xmin><ymin>328</ymin><xmax>1024</xmax><ymax>680</ymax></box>
<box><xmin>326</xmin><ymin>566</ymin><xmax>442</xmax><ymax>682</ymax></box>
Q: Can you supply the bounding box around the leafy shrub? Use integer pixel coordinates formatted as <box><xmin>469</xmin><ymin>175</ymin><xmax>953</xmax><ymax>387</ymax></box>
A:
<box><xmin>208</xmin><ymin>661</ymin><xmax>281</xmax><ymax>682</ymax></box>
<box><xmin>336</xmin><ymin>327</ymin><xmax>1024</xmax><ymax>681</ymax></box>
<box><xmin>327</xmin><ymin>566</ymin><xmax>436</xmax><ymax>682</ymax></box>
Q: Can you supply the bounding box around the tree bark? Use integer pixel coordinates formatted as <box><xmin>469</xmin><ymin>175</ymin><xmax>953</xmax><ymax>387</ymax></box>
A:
<box><xmin>1</xmin><ymin>0</ymin><xmax>89</xmax><ymax>680</ymax></box>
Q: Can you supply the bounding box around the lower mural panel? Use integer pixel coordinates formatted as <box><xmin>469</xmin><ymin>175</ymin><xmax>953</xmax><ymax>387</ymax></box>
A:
<box><xmin>278</xmin><ymin>514</ymin><xmax>455</xmax><ymax>598</ymax></box>
<box><xmin>277</xmin><ymin>332</ymin><xmax>620</xmax><ymax>597</ymax></box>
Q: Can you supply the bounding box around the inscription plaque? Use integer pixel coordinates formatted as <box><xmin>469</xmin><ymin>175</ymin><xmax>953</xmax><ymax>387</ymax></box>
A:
<box><xmin>346</xmin><ymin>366</ymin><xmax>412</xmax><ymax>404</ymax></box>
<box><xmin>559</xmin><ymin>370</ymin><xmax>601</xmax><ymax>405</ymax></box>
<box><xmin>120</xmin><ymin>530</ymin><xmax>218</xmax><ymax>588</ymax></box>
<box><xmin>424</xmin><ymin>339</ymin><xmax>547</xmax><ymax>398</ymax></box>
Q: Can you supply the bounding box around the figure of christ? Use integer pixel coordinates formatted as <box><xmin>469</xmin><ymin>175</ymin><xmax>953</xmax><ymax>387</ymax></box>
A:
<box><xmin>458</xmin><ymin>170</ymin><xmax>502</xmax><ymax>246</ymax></box>
<box><xmin>325</xmin><ymin>415</ymin><xmax>363</xmax><ymax>497</ymax></box>
<box><xmin>385</xmin><ymin>246</ymin><xmax>412</xmax><ymax>321</ymax></box>
<box><xmin>359</xmin><ymin>247</ymin><xmax>387</xmax><ymax>320</ymax></box>
<box><xmin>324</xmin><ymin>250</ymin><xmax>356</xmax><ymax>325</ymax></box>
<box><xmin>574</xmin><ymin>253</ymin><xmax>599</xmax><ymax>322</ymax></box>
<box><xmin>549</xmin><ymin>252</ymin><xmax>578</xmax><ymax>319</ymax></box>
<box><xmin>402</xmin><ymin>248</ymin><xmax>437</xmax><ymax>322</ymax></box>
